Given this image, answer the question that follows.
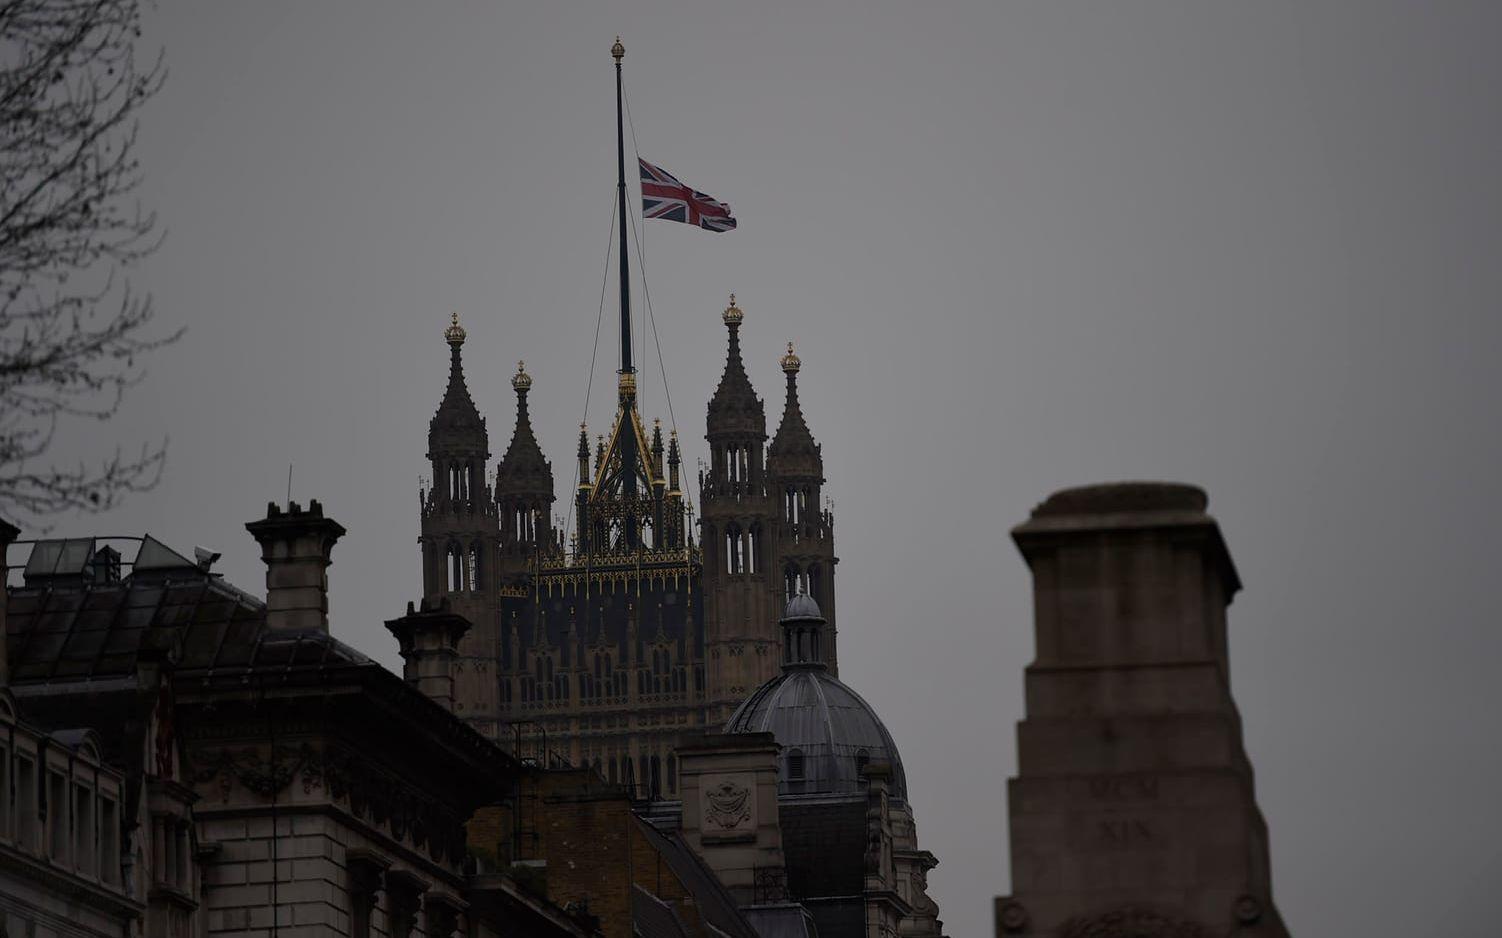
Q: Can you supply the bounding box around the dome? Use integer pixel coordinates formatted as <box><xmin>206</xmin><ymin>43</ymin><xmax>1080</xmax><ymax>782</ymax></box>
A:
<box><xmin>783</xmin><ymin>591</ymin><xmax>822</xmax><ymax>622</ymax></box>
<box><xmin>724</xmin><ymin>666</ymin><xmax>908</xmax><ymax>801</ymax></box>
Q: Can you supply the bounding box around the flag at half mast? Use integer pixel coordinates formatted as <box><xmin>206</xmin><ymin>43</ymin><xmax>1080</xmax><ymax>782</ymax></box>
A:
<box><xmin>639</xmin><ymin>158</ymin><xmax>738</xmax><ymax>232</ymax></box>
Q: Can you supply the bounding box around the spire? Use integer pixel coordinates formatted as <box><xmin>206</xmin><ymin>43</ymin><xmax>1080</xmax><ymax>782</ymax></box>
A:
<box><xmin>706</xmin><ymin>294</ymin><xmax>765</xmax><ymax>438</ymax></box>
<box><xmin>769</xmin><ymin>340</ymin><xmax>821</xmax><ymax>467</ymax></box>
<box><xmin>667</xmin><ymin>429</ymin><xmax>682</xmax><ymax>493</ymax></box>
<box><xmin>497</xmin><ymin>360</ymin><xmax>553</xmax><ymax>497</ymax></box>
<box><xmin>429</xmin><ymin>312</ymin><xmax>487</xmax><ymax>453</ymax></box>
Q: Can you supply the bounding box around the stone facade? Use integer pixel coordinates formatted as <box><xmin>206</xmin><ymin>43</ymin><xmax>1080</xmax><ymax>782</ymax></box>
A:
<box><xmin>995</xmin><ymin>483</ymin><xmax>1290</xmax><ymax>937</ymax></box>
<box><xmin>1</xmin><ymin>505</ymin><xmax>593</xmax><ymax>938</ymax></box>
<box><xmin>0</xmin><ymin>694</ymin><xmax>140</xmax><ymax>938</ymax></box>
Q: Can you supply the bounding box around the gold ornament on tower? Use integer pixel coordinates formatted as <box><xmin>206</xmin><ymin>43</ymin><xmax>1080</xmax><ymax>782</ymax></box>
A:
<box><xmin>444</xmin><ymin>311</ymin><xmax>466</xmax><ymax>346</ymax></box>
<box><xmin>781</xmin><ymin>341</ymin><xmax>801</xmax><ymax>374</ymax></box>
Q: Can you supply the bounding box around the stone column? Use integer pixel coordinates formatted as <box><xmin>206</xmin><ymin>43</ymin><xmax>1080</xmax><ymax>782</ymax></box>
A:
<box><xmin>996</xmin><ymin>482</ymin><xmax>1290</xmax><ymax>938</ymax></box>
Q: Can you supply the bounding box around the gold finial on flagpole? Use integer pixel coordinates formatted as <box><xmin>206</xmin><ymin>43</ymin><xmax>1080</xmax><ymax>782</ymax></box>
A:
<box><xmin>612</xmin><ymin>36</ymin><xmax>624</xmax><ymax>61</ymax></box>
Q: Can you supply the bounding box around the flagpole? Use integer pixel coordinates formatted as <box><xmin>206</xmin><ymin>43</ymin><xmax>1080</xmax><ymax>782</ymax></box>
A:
<box><xmin>613</xmin><ymin>37</ymin><xmax>633</xmax><ymax>381</ymax></box>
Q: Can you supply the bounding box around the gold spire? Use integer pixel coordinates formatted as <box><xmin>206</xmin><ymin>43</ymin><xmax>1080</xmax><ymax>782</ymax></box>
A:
<box><xmin>723</xmin><ymin>293</ymin><xmax>743</xmax><ymax>325</ymax></box>
<box><xmin>612</xmin><ymin>36</ymin><xmax>624</xmax><ymax>61</ymax></box>
<box><xmin>781</xmin><ymin>341</ymin><xmax>801</xmax><ymax>374</ymax></box>
<box><xmin>512</xmin><ymin>359</ymin><xmax>532</xmax><ymax>391</ymax></box>
<box><xmin>444</xmin><ymin>311</ymin><xmax>466</xmax><ymax>346</ymax></box>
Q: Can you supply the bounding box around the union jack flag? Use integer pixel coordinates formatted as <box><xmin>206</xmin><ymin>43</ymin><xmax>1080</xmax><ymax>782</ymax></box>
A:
<box><xmin>639</xmin><ymin>158</ymin><xmax>738</xmax><ymax>232</ymax></box>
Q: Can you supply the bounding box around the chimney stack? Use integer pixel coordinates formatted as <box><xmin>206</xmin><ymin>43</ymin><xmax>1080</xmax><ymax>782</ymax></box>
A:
<box><xmin>245</xmin><ymin>500</ymin><xmax>345</xmax><ymax>632</ymax></box>
<box><xmin>0</xmin><ymin>519</ymin><xmax>19</xmax><ymax>685</ymax></box>
<box><xmin>384</xmin><ymin>598</ymin><xmax>471</xmax><ymax>710</ymax></box>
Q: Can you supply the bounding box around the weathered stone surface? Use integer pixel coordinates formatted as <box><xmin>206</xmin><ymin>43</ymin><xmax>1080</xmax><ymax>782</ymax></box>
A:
<box><xmin>997</xmin><ymin>483</ymin><xmax>1290</xmax><ymax>938</ymax></box>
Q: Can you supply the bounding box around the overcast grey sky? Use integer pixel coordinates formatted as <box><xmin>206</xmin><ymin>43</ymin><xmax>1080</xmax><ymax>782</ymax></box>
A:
<box><xmin>27</xmin><ymin>2</ymin><xmax>1502</xmax><ymax>934</ymax></box>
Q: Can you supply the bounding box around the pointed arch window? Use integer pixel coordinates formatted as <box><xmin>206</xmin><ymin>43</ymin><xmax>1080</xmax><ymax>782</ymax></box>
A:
<box><xmin>468</xmin><ymin>542</ymin><xmax>483</xmax><ymax>591</ymax></box>
<box><xmin>446</xmin><ymin>542</ymin><xmax>465</xmax><ymax>592</ymax></box>
<box><xmin>725</xmin><ymin>524</ymin><xmax>747</xmax><ymax>574</ymax></box>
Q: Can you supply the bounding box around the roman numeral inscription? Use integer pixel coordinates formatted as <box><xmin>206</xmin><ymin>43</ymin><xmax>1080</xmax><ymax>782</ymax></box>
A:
<box><xmin>1087</xmin><ymin>775</ymin><xmax>1159</xmax><ymax>802</ymax></box>
<box><xmin>1098</xmin><ymin>819</ymin><xmax>1155</xmax><ymax>845</ymax></box>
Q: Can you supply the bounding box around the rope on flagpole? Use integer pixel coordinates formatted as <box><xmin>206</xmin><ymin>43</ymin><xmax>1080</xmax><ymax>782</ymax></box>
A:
<box><xmin>563</xmin><ymin>188</ymin><xmax>623</xmax><ymax>551</ymax></box>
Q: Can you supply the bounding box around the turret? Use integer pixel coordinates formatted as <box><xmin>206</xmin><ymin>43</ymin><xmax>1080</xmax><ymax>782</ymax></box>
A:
<box><xmin>700</xmin><ymin>295</ymin><xmax>780</xmax><ymax>718</ymax></box>
<box><xmin>496</xmin><ymin>361</ymin><xmax>556</xmax><ymax>560</ymax></box>
<box><xmin>417</xmin><ymin>313</ymin><xmax>502</xmax><ymax>738</ymax></box>
<box><xmin>767</xmin><ymin>341</ymin><xmax>839</xmax><ymax>670</ymax></box>
<box><xmin>705</xmin><ymin>295</ymin><xmax>767</xmax><ymax>491</ymax></box>
<box><xmin>420</xmin><ymin>313</ymin><xmax>499</xmax><ymax>597</ymax></box>
<box><xmin>425</xmin><ymin>313</ymin><xmax>490</xmax><ymax>511</ymax></box>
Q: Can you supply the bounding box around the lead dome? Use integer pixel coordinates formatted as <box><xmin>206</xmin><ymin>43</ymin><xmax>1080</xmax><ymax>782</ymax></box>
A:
<box><xmin>723</xmin><ymin>595</ymin><xmax>908</xmax><ymax>801</ymax></box>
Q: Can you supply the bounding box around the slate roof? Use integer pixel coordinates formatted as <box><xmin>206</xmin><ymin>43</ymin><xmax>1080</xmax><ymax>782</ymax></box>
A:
<box><xmin>632</xmin><ymin>884</ymin><xmax>691</xmax><ymax>938</ymax></box>
<box><xmin>634</xmin><ymin>818</ymin><xmax>760</xmax><ymax>938</ymax></box>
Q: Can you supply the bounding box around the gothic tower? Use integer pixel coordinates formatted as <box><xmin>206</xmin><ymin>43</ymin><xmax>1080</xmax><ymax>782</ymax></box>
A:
<box><xmin>420</xmin><ymin>314</ymin><xmax>503</xmax><ymax>738</ymax></box>
<box><xmin>495</xmin><ymin>360</ymin><xmax>557</xmax><ymax>585</ymax></box>
<box><xmin>767</xmin><ymin>341</ymin><xmax>839</xmax><ymax>674</ymax></box>
<box><xmin>700</xmin><ymin>296</ymin><xmax>781</xmax><ymax>720</ymax></box>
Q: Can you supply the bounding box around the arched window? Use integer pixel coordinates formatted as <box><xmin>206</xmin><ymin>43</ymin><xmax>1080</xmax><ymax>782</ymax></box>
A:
<box><xmin>787</xmin><ymin>748</ymin><xmax>805</xmax><ymax>780</ymax></box>
<box><xmin>808</xmin><ymin>565</ymin><xmax>822</xmax><ymax>603</ymax></box>
<box><xmin>650</xmin><ymin>755</ymin><xmax>662</xmax><ymax>797</ymax></box>
<box><xmin>747</xmin><ymin>524</ymin><xmax>761</xmax><ymax>574</ymax></box>
<box><xmin>725</xmin><ymin>524</ymin><xmax>747</xmax><ymax>574</ymax></box>
<box><xmin>623</xmin><ymin>757</ymin><xmax>635</xmax><ymax>794</ymax></box>
<box><xmin>666</xmin><ymin>753</ymin><xmax>677</xmax><ymax>795</ymax></box>
<box><xmin>468</xmin><ymin>542</ymin><xmax>483</xmax><ymax>592</ymax></box>
<box><xmin>446</xmin><ymin>543</ymin><xmax>465</xmax><ymax>592</ymax></box>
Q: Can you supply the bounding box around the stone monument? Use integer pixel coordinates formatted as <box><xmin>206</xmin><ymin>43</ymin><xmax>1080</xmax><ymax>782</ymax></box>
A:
<box><xmin>996</xmin><ymin>483</ymin><xmax>1290</xmax><ymax>937</ymax></box>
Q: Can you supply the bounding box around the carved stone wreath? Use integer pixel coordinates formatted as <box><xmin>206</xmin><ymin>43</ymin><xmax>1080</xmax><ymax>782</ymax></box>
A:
<box><xmin>704</xmin><ymin>779</ymin><xmax>752</xmax><ymax>830</ymax></box>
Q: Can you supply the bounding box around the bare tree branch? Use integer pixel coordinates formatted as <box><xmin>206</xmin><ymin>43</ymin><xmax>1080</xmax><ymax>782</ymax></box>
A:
<box><xmin>0</xmin><ymin>0</ymin><xmax>177</xmax><ymax>523</ymax></box>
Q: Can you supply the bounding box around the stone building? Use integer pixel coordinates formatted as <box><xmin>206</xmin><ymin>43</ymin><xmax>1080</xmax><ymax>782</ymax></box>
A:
<box><xmin>417</xmin><ymin>299</ymin><xmax>838</xmax><ymax>798</ymax></box>
<box><xmin>995</xmin><ymin>483</ymin><xmax>1290</xmax><ymax>938</ymax></box>
<box><xmin>0</xmin><ymin>504</ymin><xmax>595</xmax><ymax>938</ymax></box>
